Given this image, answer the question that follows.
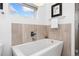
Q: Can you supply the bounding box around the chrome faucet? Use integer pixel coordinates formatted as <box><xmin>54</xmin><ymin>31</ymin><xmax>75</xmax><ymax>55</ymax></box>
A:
<box><xmin>31</xmin><ymin>32</ymin><xmax>36</xmax><ymax>37</ymax></box>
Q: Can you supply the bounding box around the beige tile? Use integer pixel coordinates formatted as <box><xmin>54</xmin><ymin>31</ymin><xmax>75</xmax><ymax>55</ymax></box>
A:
<box><xmin>12</xmin><ymin>23</ymin><xmax>23</xmax><ymax>46</ymax></box>
<box><xmin>48</xmin><ymin>24</ymin><xmax>71</xmax><ymax>56</ymax></box>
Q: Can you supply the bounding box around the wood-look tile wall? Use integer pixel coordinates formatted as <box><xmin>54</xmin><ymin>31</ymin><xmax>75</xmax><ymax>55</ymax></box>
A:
<box><xmin>23</xmin><ymin>24</ymin><xmax>48</xmax><ymax>43</ymax></box>
<box><xmin>12</xmin><ymin>23</ymin><xmax>23</xmax><ymax>46</ymax></box>
<box><xmin>12</xmin><ymin>23</ymin><xmax>48</xmax><ymax>45</ymax></box>
<box><xmin>48</xmin><ymin>24</ymin><xmax>71</xmax><ymax>56</ymax></box>
<box><xmin>12</xmin><ymin>23</ymin><xmax>71</xmax><ymax>56</ymax></box>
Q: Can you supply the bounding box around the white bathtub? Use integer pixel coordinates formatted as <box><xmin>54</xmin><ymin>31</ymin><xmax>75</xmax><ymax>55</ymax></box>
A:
<box><xmin>0</xmin><ymin>43</ymin><xmax>3</xmax><ymax>56</ymax></box>
<box><xmin>12</xmin><ymin>39</ymin><xmax>63</xmax><ymax>56</ymax></box>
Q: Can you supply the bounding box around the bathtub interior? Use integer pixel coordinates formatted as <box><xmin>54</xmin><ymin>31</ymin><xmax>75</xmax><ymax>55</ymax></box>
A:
<box><xmin>31</xmin><ymin>42</ymin><xmax>63</xmax><ymax>56</ymax></box>
<box><xmin>12</xmin><ymin>39</ymin><xmax>63</xmax><ymax>56</ymax></box>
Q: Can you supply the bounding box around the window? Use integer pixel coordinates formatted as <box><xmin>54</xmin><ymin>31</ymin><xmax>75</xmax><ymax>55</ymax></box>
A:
<box><xmin>9</xmin><ymin>3</ymin><xmax>36</xmax><ymax>16</ymax></box>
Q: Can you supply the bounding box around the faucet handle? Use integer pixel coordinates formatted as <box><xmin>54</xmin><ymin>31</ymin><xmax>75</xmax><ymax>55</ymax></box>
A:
<box><xmin>31</xmin><ymin>32</ymin><xmax>36</xmax><ymax>37</ymax></box>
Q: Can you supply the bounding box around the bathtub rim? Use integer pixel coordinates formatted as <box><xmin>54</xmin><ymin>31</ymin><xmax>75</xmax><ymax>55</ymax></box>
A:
<box><xmin>12</xmin><ymin>39</ymin><xmax>63</xmax><ymax>47</ymax></box>
<box><xmin>12</xmin><ymin>39</ymin><xmax>63</xmax><ymax>56</ymax></box>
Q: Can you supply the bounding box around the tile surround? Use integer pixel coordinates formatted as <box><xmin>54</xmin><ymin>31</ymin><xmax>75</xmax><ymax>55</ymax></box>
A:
<box><xmin>48</xmin><ymin>24</ymin><xmax>71</xmax><ymax>56</ymax></box>
<box><xmin>12</xmin><ymin>23</ymin><xmax>71</xmax><ymax>56</ymax></box>
<box><xmin>12</xmin><ymin>23</ymin><xmax>48</xmax><ymax>45</ymax></box>
<box><xmin>12</xmin><ymin>23</ymin><xmax>23</xmax><ymax>46</ymax></box>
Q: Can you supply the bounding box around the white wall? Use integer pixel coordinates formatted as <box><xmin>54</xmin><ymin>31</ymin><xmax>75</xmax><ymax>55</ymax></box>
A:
<box><xmin>8</xmin><ymin>4</ymin><xmax>48</xmax><ymax>25</ymax></box>
<box><xmin>0</xmin><ymin>15</ymin><xmax>12</xmax><ymax>56</ymax></box>
<box><xmin>42</xmin><ymin>3</ymin><xmax>75</xmax><ymax>25</ymax></box>
<box><xmin>0</xmin><ymin>4</ymin><xmax>12</xmax><ymax>56</ymax></box>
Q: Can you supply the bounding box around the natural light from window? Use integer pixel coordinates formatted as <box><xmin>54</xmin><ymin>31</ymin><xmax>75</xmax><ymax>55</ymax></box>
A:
<box><xmin>9</xmin><ymin>3</ymin><xmax>36</xmax><ymax>16</ymax></box>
